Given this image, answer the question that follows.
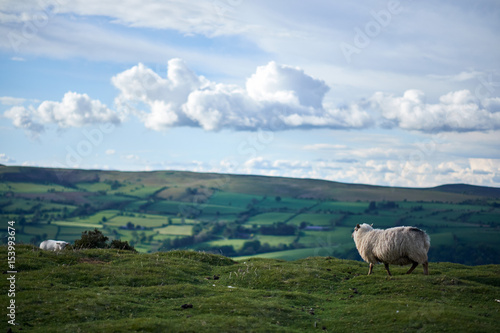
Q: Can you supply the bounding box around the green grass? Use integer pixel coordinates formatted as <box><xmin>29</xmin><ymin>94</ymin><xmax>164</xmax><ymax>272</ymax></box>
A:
<box><xmin>57</xmin><ymin>226</ymin><xmax>102</xmax><ymax>239</ymax></box>
<box><xmin>467</xmin><ymin>211</ymin><xmax>500</xmax><ymax>224</ymax></box>
<box><xmin>257</xmin><ymin>235</ymin><xmax>297</xmax><ymax>246</ymax></box>
<box><xmin>254</xmin><ymin>197</ymin><xmax>317</xmax><ymax>211</ymax></box>
<box><xmin>63</xmin><ymin>210</ymin><xmax>120</xmax><ymax>225</ymax></box>
<box><xmin>4</xmin><ymin>245</ymin><xmax>499</xmax><ymax>332</ymax></box>
<box><xmin>454</xmin><ymin>228</ymin><xmax>500</xmax><ymax>246</ymax></box>
<box><xmin>200</xmin><ymin>203</ymin><xmax>246</xmax><ymax>216</ymax></box>
<box><xmin>343</xmin><ymin>214</ymin><xmax>401</xmax><ymax>228</ymax></box>
<box><xmin>89</xmin><ymin>194</ymin><xmax>134</xmax><ymax>204</ymax></box>
<box><xmin>2</xmin><ymin>198</ymin><xmax>42</xmax><ymax>213</ymax></box>
<box><xmin>105</xmin><ymin>214</ymin><xmax>168</xmax><ymax>228</ymax></box>
<box><xmin>405</xmin><ymin>218</ymin><xmax>477</xmax><ymax>229</ymax></box>
<box><xmin>247</xmin><ymin>213</ymin><xmax>295</xmax><ymax>226</ymax></box>
<box><xmin>426</xmin><ymin>232</ymin><xmax>455</xmax><ymax>247</ymax></box>
<box><xmin>76</xmin><ymin>182</ymin><xmax>112</xmax><ymax>192</ymax></box>
<box><xmin>0</xmin><ymin>181</ymin><xmax>77</xmax><ymax>193</ymax></box>
<box><xmin>208</xmin><ymin>191</ymin><xmax>263</xmax><ymax>208</ymax></box>
<box><xmin>51</xmin><ymin>221</ymin><xmax>104</xmax><ymax>229</ymax></box>
<box><xmin>156</xmin><ymin>225</ymin><xmax>194</xmax><ymax>236</ymax></box>
<box><xmin>235</xmin><ymin>247</ymin><xmax>340</xmax><ymax>261</ymax></box>
<box><xmin>112</xmin><ymin>229</ymin><xmax>159</xmax><ymax>243</ymax></box>
<box><xmin>315</xmin><ymin>201</ymin><xmax>368</xmax><ymax>214</ymax></box>
<box><xmin>148</xmin><ymin>200</ymin><xmax>186</xmax><ymax>214</ymax></box>
<box><xmin>123</xmin><ymin>200</ymin><xmax>148</xmax><ymax>211</ymax></box>
<box><xmin>204</xmin><ymin>239</ymin><xmax>249</xmax><ymax>251</ymax></box>
<box><xmin>115</xmin><ymin>185</ymin><xmax>165</xmax><ymax>198</ymax></box>
<box><xmin>22</xmin><ymin>224</ymin><xmax>60</xmax><ymax>239</ymax></box>
<box><xmin>288</xmin><ymin>213</ymin><xmax>338</xmax><ymax>226</ymax></box>
<box><xmin>202</xmin><ymin>235</ymin><xmax>298</xmax><ymax>253</ymax></box>
<box><xmin>298</xmin><ymin>227</ymin><xmax>354</xmax><ymax>248</ymax></box>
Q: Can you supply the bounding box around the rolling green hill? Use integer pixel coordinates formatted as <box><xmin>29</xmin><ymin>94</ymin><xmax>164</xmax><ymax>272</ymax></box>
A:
<box><xmin>1</xmin><ymin>166</ymin><xmax>499</xmax><ymax>265</ymax></box>
<box><xmin>2</xmin><ymin>245</ymin><xmax>499</xmax><ymax>332</ymax></box>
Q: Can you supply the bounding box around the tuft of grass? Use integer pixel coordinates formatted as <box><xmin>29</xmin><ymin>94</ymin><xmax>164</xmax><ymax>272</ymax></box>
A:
<box><xmin>2</xmin><ymin>245</ymin><xmax>499</xmax><ymax>332</ymax></box>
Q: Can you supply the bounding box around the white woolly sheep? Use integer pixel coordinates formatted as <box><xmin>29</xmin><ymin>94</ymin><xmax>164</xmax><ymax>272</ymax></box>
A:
<box><xmin>40</xmin><ymin>240</ymin><xmax>69</xmax><ymax>251</ymax></box>
<box><xmin>352</xmin><ymin>223</ymin><xmax>430</xmax><ymax>276</ymax></box>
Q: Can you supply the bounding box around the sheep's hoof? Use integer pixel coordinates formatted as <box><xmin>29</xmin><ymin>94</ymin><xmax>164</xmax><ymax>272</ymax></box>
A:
<box><xmin>384</xmin><ymin>263</ymin><xmax>392</xmax><ymax>276</ymax></box>
<box><xmin>423</xmin><ymin>262</ymin><xmax>429</xmax><ymax>275</ymax></box>
<box><xmin>406</xmin><ymin>262</ymin><xmax>419</xmax><ymax>274</ymax></box>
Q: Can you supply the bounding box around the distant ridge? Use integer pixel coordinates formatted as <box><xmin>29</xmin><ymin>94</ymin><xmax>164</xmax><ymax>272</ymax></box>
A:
<box><xmin>430</xmin><ymin>183</ymin><xmax>500</xmax><ymax>198</ymax></box>
<box><xmin>1</xmin><ymin>165</ymin><xmax>499</xmax><ymax>201</ymax></box>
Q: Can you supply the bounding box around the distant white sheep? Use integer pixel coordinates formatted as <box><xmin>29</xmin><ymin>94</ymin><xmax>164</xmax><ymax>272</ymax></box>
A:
<box><xmin>352</xmin><ymin>223</ymin><xmax>430</xmax><ymax>276</ymax></box>
<box><xmin>40</xmin><ymin>240</ymin><xmax>70</xmax><ymax>252</ymax></box>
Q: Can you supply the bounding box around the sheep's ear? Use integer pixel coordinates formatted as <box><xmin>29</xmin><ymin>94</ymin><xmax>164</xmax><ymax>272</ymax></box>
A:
<box><xmin>356</xmin><ymin>224</ymin><xmax>360</xmax><ymax>229</ymax></box>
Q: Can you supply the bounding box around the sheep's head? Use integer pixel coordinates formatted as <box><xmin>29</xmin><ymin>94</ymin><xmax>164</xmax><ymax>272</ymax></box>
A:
<box><xmin>352</xmin><ymin>223</ymin><xmax>374</xmax><ymax>238</ymax></box>
<box><xmin>57</xmin><ymin>241</ymin><xmax>69</xmax><ymax>250</ymax></box>
<box><xmin>352</xmin><ymin>224</ymin><xmax>361</xmax><ymax>238</ymax></box>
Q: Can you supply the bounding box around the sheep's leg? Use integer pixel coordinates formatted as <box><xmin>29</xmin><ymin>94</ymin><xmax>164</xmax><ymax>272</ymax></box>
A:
<box><xmin>384</xmin><ymin>263</ymin><xmax>392</xmax><ymax>276</ymax></box>
<box><xmin>423</xmin><ymin>262</ymin><xmax>429</xmax><ymax>275</ymax></box>
<box><xmin>368</xmin><ymin>263</ymin><xmax>374</xmax><ymax>275</ymax></box>
<box><xmin>406</xmin><ymin>262</ymin><xmax>419</xmax><ymax>275</ymax></box>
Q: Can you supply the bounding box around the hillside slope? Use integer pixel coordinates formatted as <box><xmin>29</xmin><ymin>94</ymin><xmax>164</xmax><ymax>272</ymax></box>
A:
<box><xmin>3</xmin><ymin>246</ymin><xmax>500</xmax><ymax>332</ymax></box>
<box><xmin>2</xmin><ymin>165</ymin><xmax>499</xmax><ymax>202</ymax></box>
<box><xmin>1</xmin><ymin>165</ymin><xmax>500</xmax><ymax>264</ymax></box>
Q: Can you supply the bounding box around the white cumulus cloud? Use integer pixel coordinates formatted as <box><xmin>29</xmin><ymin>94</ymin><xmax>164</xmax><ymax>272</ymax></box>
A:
<box><xmin>4</xmin><ymin>92</ymin><xmax>122</xmax><ymax>136</ymax></box>
<box><xmin>4</xmin><ymin>105</ymin><xmax>45</xmax><ymax>136</ymax></box>
<box><xmin>371</xmin><ymin>89</ymin><xmax>500</xmax><ymax>132</ymax></box>
<box><xmin>112</xmin><ymin>59</ymin><xmax>372</xmax><ymax>131</ymax></box>
<box><xmin>246</xmin><ymin>62</ymin><xmax>329</xmax><ymax>108</ymax></box>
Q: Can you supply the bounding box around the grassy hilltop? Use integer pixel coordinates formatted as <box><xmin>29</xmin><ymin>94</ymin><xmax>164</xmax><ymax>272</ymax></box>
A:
<box><xmin>1</xmin><ymin>166</ymin><xmax>500</xmax><ymax>264</ymax></box>
<box><xmin>2</xmin><ymin>245</ymin><xmax>499</xmax><ymax>332</ymax></box>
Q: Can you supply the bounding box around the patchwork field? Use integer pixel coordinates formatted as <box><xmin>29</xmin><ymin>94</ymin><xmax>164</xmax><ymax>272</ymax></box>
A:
<box><xmin>1</xmin><ymin>166</ymin><xmax>500</xmax><ymax>265</ymax></box>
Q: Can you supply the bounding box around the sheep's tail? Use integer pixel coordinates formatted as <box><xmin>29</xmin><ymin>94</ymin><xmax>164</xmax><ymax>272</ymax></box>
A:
<box><xmin>410</xmin><ymin>227</ymin><xmax>431</xmax><ymax>251</ymax></box>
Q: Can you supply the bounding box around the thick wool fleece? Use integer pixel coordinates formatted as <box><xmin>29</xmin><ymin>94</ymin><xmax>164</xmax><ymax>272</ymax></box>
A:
<box><xmin>352</xmin><ymin>224</ymin><xmax>430</xmax><ymax>266</ymax></box>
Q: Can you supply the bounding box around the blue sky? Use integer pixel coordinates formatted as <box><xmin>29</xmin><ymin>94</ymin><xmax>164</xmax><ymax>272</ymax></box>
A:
<box><xmin>1</xmin><ymin>0</ymin><xmax>499</xmax><ymax>187</ymax></box>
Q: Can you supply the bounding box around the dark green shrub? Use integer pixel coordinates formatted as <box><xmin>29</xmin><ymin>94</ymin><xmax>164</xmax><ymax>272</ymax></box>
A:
<box><xmin>110</xmin><ymin>239</ymin><xmax>136</xmax><ymax>252</ymax></box>
<box><xmin>74</xmin><ymin>228</ymin><xmax>109</xmax><ymax>249</ymax></box>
